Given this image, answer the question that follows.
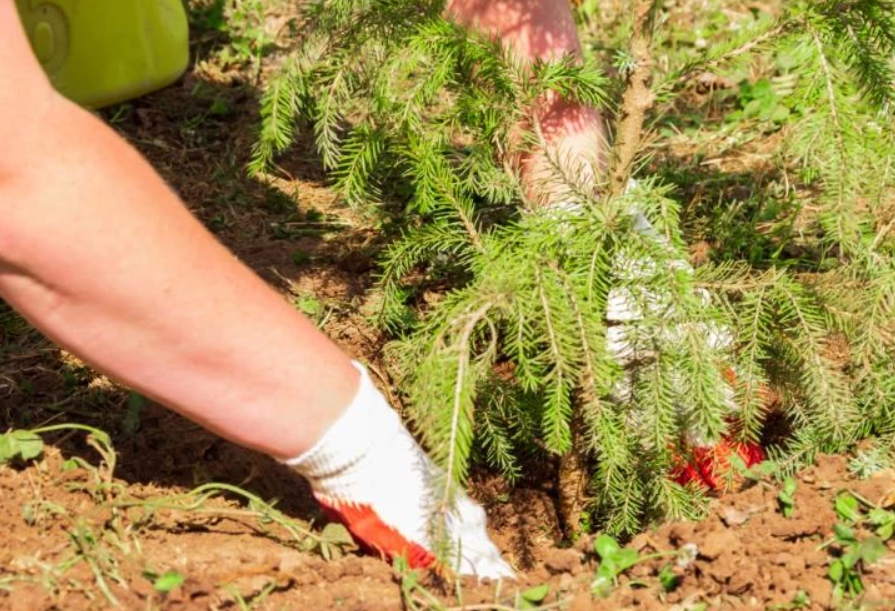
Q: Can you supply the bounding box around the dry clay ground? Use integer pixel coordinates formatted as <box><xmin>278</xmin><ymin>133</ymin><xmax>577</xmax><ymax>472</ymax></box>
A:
<box><xmin>3</xmin><ymin>3</ymin><xmax>895</xmax><ymax>610</ymax></box>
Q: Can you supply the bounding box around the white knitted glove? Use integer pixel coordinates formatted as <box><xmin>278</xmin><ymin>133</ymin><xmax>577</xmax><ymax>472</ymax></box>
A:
<box><xmin>285</xmin><ymin>362</ymin><xmax>514</xmax><ymax>580</ymax></box>
<box><xmin>543</xmin><ymin>197</ymin><xmax>766</xmax><ymax>489</ymax></box>
<box><xmin>602</xmin><ymin>207</ymin><xmax>766</xmax><ymax>487</ymax></box>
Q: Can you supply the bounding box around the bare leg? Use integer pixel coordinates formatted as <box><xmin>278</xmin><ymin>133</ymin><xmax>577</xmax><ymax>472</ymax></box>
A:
<box><xmin>446</xmin><ymin>0</ymin><xmax>608</xmax><ymax>205</ymax></box>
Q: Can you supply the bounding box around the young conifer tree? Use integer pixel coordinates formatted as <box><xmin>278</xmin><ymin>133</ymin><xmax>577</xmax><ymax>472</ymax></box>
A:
<box><xmin>252</xmin><ymin>0</ymin><xmax>895</xmax><ymax>535</ymax></box>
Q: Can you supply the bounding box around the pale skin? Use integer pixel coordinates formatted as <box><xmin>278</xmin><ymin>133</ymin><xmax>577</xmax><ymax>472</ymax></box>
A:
<box><xmin>0</xmin><ymin>0</ymin><xmax>602</xmax><ymax>460</ymax></box>
<box><xmin>446</xmin><ymin>0</ymin><xmax>609</xmax><ymax>202</ymax></box>
<box><xmin>0</xmin><ymin>0</ymin><xmax>357</xmax><ymax>460</ymax></box>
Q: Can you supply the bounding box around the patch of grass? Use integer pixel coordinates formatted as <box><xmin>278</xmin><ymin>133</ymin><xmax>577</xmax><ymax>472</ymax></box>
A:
<box><xmin>0</xmin><ymin>424</ymin><xmax>355</xmax><ymax>606</ymax></box>
<box><xmin>188</xmin><ymin>0</ymin><xmax>280</xmax><ymax>76</ymax></box>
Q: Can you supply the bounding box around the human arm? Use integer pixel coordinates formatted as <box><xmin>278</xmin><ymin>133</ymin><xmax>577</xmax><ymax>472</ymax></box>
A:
<box><xmin>0</xmin><ymin>2</ymin><xmax>511</xmax><ymax>578</ymax></box>
<box><xmin>0</xmin><ymin>3</ymin><xmax>357</xmax><ymax>458</ymax></box>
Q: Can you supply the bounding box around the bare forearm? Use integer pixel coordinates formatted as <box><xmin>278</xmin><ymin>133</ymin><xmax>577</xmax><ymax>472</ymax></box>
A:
<box><xmin>0</xmin><ymin>97</ymin><xmax>357</xmax><ymax>458</ymax></box>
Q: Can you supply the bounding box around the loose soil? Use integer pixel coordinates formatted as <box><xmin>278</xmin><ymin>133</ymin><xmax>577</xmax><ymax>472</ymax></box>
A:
<box><xmin>2</xmin><ymin>442</ymin><xmax>895</xmax><ymax>610</ymax></box>
<box><xmin>3</xmin><ymin>2</ymin><xmax>895</xmax><ymax>609</ymax></box>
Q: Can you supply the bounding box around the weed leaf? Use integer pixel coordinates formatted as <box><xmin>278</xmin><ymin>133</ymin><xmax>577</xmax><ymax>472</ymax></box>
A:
<box><xmin>153</xmin><ymin>570</ymin><xmax>185</xmax><ymax>593</ymax></box>
<box><xmin>858</xmin><ymin>537</ymin><xmax>887</xmax><ymax>564</ymax></box>
<box><xmin>594</xmin><ymin>534</ymin><xmax>621</xmax><ymax>559</ymax></box>
<box><xmin>835</xmin><ymin>493</ymin><xmax>861</xmax><ymax>522</ymax></box>
<box><xmin>520</xmin><ymin>583</ymin><xmax>550</xmax><ymax>608</ymax></box>
<box><xmin>0</xmin><ymin>430</ymin><xmax>44</xmax><ymax>464</ymax></box>
<box><xmin>12</xmin><ymin>431</ymin><xmax>44</xmax><ymax>461</ymax></box>
<box><xmin>829</xmin><ymin>558</ymin><xmax>844</xmax><ymax>582</ymax></box>
<box><xmin>833</xmin><ymin>522</ymin><xmax>857</xmax><ymax>543</ymax></box>
<box><xmin>0</xmin><ymin>434</ymin><xmax>14</xmax><ymax>464</ymax></box>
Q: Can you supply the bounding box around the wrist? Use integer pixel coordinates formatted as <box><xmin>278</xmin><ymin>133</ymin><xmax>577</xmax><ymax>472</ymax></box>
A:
<box><xmin>284</xmin><ymin>361</ymin><xmax>401</xmax><ymax>487</ymax></box>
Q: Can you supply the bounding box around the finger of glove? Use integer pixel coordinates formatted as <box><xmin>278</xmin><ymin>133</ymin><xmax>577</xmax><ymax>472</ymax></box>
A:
<box><xmin>316</xmin><ymin>492</ymin><xmax>514</xmax><ymax>578</ymax></box>
<box><xmin>675</xmin><ymin>439</ymin><xmax>766</xmax><ymax>491</ymax></box>
<box><xmin>449</xmin><ymin>496</ymin><xmax>516</xmax><ymax>579</ymax></box>
<box><xmin>315</xmin><ymin>494</ymin><xmax>435</xmax><ymax>569</ymax></box>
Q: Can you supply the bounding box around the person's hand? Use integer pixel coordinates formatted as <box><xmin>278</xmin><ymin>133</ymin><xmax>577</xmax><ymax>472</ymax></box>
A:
<box><xmin>286</xmin><ymin>362</ymin><xmax>514</xmax><ymax>579</ymax></box>
<box><xmin>602</xmin><ymin>205</ymin><xmax>768</xmax><ymax>490</ymax></box>
<box><xmin>672</xmin><ymin>434</ymin><xmax>765</xmax><ymax>490</ymax></box>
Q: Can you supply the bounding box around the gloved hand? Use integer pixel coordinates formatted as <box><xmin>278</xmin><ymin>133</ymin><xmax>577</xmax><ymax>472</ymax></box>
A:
<box><xmin>285</xmin><ymin>362</ymin><xmax>514</xmax><ymax>579</ymax></box>
<box><xmin>671</xmin><ymin>367</ymin><xmax>770</xmax><ymax>491</ymax></box>
<box><xmin>672</xmin><ymin>434</ymin><xmax>765</xmax><ymax>491</ymax></box>
<box><xmin>539</xmin><ymin>197</ymin><xmax>768</xmax><ymax>490</ymax></box>
<box><xmin>602</xmin><ymin>204</ymin><xmax>768</xmax><ymax>490</ymax></box>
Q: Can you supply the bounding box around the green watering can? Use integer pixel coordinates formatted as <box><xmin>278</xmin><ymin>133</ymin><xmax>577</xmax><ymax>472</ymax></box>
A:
<box><xmin>14</xmin><ymin>0</ymin><xmax>190</xmax><ymax>109</ymax></box>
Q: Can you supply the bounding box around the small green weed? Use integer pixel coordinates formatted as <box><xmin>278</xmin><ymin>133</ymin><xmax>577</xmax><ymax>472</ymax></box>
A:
<box><xmin>821</xmin><ymin>491</ymin><xmax>893</xmax><ymax>600</ymax></box>
<box><xmin>869</xmin><ymin>506</ymin><xmax>895</xmax><ymax>541</ymax></box>
<box><xmin>835</xmin><ymin>492</ymin><xmax>862</xmax><ymax>523</ymax></box>
<box><xmin>180</xmin><ymin>98</ymin><xmax>235</xmax><ymax>135</ymax></box>
<box><xmin>0</xmin><ymin>429</ymin><xmax>44</xmax><ymax>464</ymax></box>
<box><xmin>66</xmin><ymin>518</ymin><xmax>127</xmax><ymax>605</ymax></box>
<box><xmin>189</xmin><ymin>0</ymin><xmax>228</xmax><ymax>32</ymax></box>
<box><xmin>777</xmin><ymin>477</ymin><xmax>798</xmax><ymax>518</ymax></box>
<box><xmin>518</xmin><ymin>584</ymin><xmax>550</xmax><ymax>610</ymax></box>
<box><xmin>222</xmin><ymin>580</ymin><xmax>280</xmax><ymax>611</ymax></box>
<box><xmin>145</xmin><ymin>569</ymin><xmax>186</xmax><ymax>594</ymax></box>
<box><xmin>189</xmin><ymin>0</ymin><xmax>278</xmax><ymax>76</ymax></box>
<box><xmin>827</xmin><ymin>523</ymin><xmax>886</xmax><ymax>599</ymax></box>
<box><xmin>768</xmin><ymin>590</ymin><xmax>810</xmax><ymax>611</ymax></box>
<box><xmin>291</xmin><ymin>292</ymin><xmax>332</xmax><ymax>327</ymax></box>
<box><xmin>218</xmin><ymin>0</ymin><xmax>276</xmax><ymax>71</ymax></box>
<box><xmin>592</xmin><ymin>535</ymin><xmax>640</xmax><ymax>597</ymax></box>
<box><xmin>830</xmin><ymin>490</ymin><xmax>895</xmax><ymax>543</ymax></box>
<box><xmin>591</xmin><ymin>534</ymin><xmax>683</xmax><ymax>597</ymax></box>
<box><xmin>726</xmin><ymin>77</ymin><xmax>793</xmax><ymax>126</ymax></box>
<box><xmin>657</xmin><ymin>564</ymin><xmax>680</xmax><ymax>593</ymax></box>
<box><xmin>728</xmin><ymin>455</ymin><xmax>781</xmax><ymax>483</ymax></box>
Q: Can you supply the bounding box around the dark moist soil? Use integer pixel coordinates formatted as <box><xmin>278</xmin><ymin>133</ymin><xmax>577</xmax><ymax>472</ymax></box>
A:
<box><xmin>4</xmin><ymin>5</ymin><xmax>895</xmax><ymax>610</ymax></box>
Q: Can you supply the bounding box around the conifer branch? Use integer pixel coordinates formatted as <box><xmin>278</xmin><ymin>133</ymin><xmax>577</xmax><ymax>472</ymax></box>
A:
<box><xmin>700</xmin><ymin>23</ymin><xmax>789</xmax><ymax>75</ymax></box>
<box><xmin>534</xmin><ymin>264</ymin><xmax>572</xmax><ymax>452</ymax></box>
<box><xmin>441</xmin><ymin>301</ymin><xmax>494</xmax><ymax>507</ymax></box>
<box><xmin>253</xmin><ymin>0</ymin><xmax>895</xmax><ymax>536</ymax></box>
<box><xmin>812</xmin><ymin>32</ymin><xmax>849</xmax><ymax>194</ymax></box>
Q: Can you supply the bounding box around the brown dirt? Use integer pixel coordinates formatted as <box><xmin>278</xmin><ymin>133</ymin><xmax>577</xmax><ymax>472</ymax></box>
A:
<box><xmin>3</xmin><ymin>444</ymin><xmax>895</xmax><ymax>610</ymax></box>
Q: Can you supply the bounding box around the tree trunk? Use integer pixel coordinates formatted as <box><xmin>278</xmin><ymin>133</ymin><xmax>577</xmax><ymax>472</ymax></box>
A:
<box><xmin>557</xmin><ymin>411</ymin><xmax>590</xmax><ymax>537</ymax></box>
